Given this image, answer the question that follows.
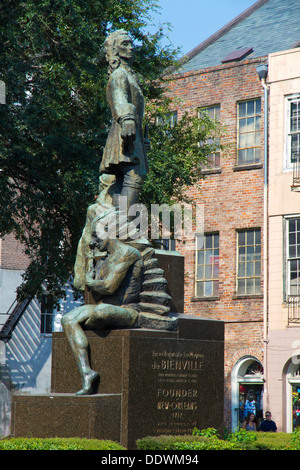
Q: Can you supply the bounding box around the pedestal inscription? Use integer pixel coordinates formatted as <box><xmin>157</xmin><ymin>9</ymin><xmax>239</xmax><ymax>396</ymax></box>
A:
<box><xmin>153</xmin><ymin>350</ymin><xmax>204</xmax><ymax>433</ymax></box>
<box><xmin>125</xmin><ymin>331</ymin><xmax>224</xmax><ymax>446</ymax></box>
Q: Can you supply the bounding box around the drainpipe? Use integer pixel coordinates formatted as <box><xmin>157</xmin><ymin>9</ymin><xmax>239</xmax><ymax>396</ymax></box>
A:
<box><xmin>256</xmin><ymin>63</ymin><xmax>269</xmax><ymax>405</ymax></box>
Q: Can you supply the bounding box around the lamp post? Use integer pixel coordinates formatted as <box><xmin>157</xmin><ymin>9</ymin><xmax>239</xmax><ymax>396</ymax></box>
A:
<box><xmin>257</xmin><ymin>63</ymin><xmax>269</xmax><ymax>407</ymax></box>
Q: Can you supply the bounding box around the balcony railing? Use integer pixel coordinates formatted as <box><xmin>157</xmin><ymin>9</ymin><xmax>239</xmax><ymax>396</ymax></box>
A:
<box><xmin>292</xmin><ymin>154</ymin><xmax>300</xmax><ymax>191</ymax></box>
<box><xmin>288</xmin><ymin>296</ymin><xmax>300</xmax><ymax>323</ymax></box>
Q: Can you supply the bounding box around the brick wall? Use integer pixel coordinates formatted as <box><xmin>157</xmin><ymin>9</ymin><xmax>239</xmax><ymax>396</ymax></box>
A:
<box><xmin>1</xmin><ymin>233</ymin><xmax>30</xmax><ymax>271</ymax></box>
<box><xmin>165</xmin><ymin>57</ymin><xmax>266</xmax><ymax>429</ymax></box>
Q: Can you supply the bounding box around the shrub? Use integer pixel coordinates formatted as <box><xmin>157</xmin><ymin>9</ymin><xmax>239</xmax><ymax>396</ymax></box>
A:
<box><xmin>136</xmin><ymin>434</ymin><xmax>244</xmax><ymax>450</ymax></box>
<box><xmin>192</xmin><ymin>427</ymin><xmax>220</xmax><ymax>438</ymax></box>
<box><xmin>171</xmin><ymin>440</ymin><xmax>241</xmax><ymax>451</ymax></box>
<box><xmin>227</xmin><ymin>431</ymin><xmax>294</xmax><ymax>450</ymax></box>
<box><xmin>136</xmin><ymin>435</ymin><xmax>200</xmax><ymax>451</ymax></box>
<box><xmin>0</xmin><ymin>437</ymin><xmax>125</xmax><ymax>451</ymax></box>
<box><xmin>227</xmin><ymin>429</ymin><xmax>257</xmax><ymax>445</ymax></box>
<box><xmin>137</xmin><ymin>429</ymin><xmax>298</xmax><ymax>451</ymax></box>
<box><xmin>291</xmin><ymin>429</ymin><xmax>300</xmax><ymax>450</ymax></box>
<box><xmin>2</xmin><ymin>430</ymin><xmax>298</xmax><ymax>451</ymax></box>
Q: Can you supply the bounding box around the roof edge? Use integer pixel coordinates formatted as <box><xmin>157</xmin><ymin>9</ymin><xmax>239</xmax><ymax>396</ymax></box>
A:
<box><xmin>168</xmin><ymin>55</ymin><xmax>266</xmax><ymax>80</ymax></box>
<box><xmin>182</xmin><ymin>0</ymin><xmax>270</xmax><ymax>63</ymax></box>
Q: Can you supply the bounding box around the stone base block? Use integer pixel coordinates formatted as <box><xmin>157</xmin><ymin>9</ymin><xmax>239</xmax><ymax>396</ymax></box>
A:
<box><xmin>12</xmin><ymin>316</ymin><xmax>224</xmax><ymax>449</ymax></box>
<box><xmin>11</xmin><ymin>393</ymin><xmax>121</xmax><ymax>441</ymax></box>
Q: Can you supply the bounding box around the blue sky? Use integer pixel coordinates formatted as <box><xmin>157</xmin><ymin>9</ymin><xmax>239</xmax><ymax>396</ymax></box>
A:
<box><xmin>147</xmin><ymin>0</ymin><xmax>257</xmax><ymax>55</ymax></box>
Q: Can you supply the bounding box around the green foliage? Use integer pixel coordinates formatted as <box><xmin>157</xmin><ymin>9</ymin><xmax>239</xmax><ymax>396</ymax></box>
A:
<box><xmin>141</xmin><ymin>100</ymin><xmax>222</xmax><ymax>209</ymax></box>
<box><xmin>291</xmin><ymin>428</ymin><xmax>300</xmax><ymax>449</ymax></box>
<box><xmin>0</xmin><ymin>437</ymin><xmax>125</xmax><ymax>450</ymax></box>
<box><xmin>171</xmin><ymin>440</ymin><xmax>240</xmax><ymax>450</ymax></box>
<box><xmin>227</xmin><ymin>428</ymin><xmax>258</xmax><ymax>445</ymax></box>
<box><xmin>0</xmin><ymin>0</ymin><xmax>221</xmax><ymax>302</ymax></box>
<box><xmin>0</xmin><ymin>0</ymin><xmax>178</xmax><ymax>302</ymax></box>
<box><xmin>2</xmin><ymin>431</ymin><xmax>300</xmax><ymax>450</ymax></box>
<box><xmin>136</xmin><ymin>429</ymin><xmax>300</xmax><ymax>451</ymax></box>
<box><xmin>192</xmin><ymin>426</ymin><xmax>220</xmax><ymax>438</ymax></box>
<box><xmin>136</xmin><ymin>434</ymin><xmax>243</xmax><ymax>450</ymax></box>
<box><xmin>226</xmin><ymin>430</ymin><xmax>299</xmax><ymax>450</ymax></box>
<box><xmin>136</xmin><ymin>434</ymin><xmax>213</xmax><ymax>450</ymax></box>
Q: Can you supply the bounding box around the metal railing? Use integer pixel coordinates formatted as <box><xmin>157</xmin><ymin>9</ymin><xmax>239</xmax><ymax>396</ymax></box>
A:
<box><xmin>0</xmin><ymin>297</ymin><xmax>32</xmax><ymax>342</ymax></box>
<box><xmin>288</xmin><ymin>296</ymin><xmax>300</xmax><ymax>324</ymax></box>
<box><xmin>292</xmin><ymin>154</ymin><xmax>300</xmax><ymax>190</ymax></box>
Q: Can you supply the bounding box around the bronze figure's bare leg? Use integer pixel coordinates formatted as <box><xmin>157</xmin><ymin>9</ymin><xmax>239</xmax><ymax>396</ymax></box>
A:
<box><xmin>61</xmin><ymin>305</ymin><xmax>100</xmax><ymax>395</ymax></box>
<box><xmin>62</xmin><ymin>303</ymin><xmax>138</xmax><ymax>395</ymax></box>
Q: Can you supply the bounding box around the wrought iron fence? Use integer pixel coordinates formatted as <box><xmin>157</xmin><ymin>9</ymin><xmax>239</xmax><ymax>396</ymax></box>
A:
<box><xmin>288</xmin><ymin>296</ymin><xmax>300</xmax><ymax>323</ymax></box>
<box><xmin>292</xmin><ymin>154</ymin><xmax>300</xmax><ymax>190</ymax></box>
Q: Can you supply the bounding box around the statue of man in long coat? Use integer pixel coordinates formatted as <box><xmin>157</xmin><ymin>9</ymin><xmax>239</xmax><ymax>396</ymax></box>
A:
<box><xmin>100</xmin><ymin>29</ymin><xmax>149</xmax><ymax>209</ymax></box>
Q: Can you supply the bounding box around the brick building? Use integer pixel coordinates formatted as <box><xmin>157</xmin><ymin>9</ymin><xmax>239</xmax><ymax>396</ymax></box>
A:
<box><xmin>164</xmin><ymin>0</ymin><xmax>300</xmax><ymax>430</ymax></box>
<box><xmin>0</xmin><ymin>234</ymin><xmax>30</xmax><ymax>315</ymax></box>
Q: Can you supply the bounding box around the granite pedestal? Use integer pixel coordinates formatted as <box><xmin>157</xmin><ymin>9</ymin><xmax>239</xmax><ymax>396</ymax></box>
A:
<box><xmin>11</xmin><ymin>252</ymin><xmax>224</xmax><ymax>449</ymax></box>
<box><xmin>11</xmin><ymin>316</ymin><xmax>224</xmax><ymax>449</ymax></box>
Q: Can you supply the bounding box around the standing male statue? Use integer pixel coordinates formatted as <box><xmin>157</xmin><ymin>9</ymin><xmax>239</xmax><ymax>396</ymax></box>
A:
<box><xmin>100</xmin><ymin>28</ymin><xmax>149</xmax><ymax>209</ymax></box>
<box><xmin>61</xmin><ymin>30</ymin><xmax>177</xmax><ymax>396</ymax></box>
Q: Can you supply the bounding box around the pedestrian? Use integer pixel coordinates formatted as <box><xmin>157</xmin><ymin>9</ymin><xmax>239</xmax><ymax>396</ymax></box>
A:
<box><xmin>259</xmin><ymin>411</ymin><xmax>277</xmax><ymax>432</ymax></box>
<box><xmin>242</xmin><ymin>412</ymin><xmax>258</xmax><ymax>431</ymax></box>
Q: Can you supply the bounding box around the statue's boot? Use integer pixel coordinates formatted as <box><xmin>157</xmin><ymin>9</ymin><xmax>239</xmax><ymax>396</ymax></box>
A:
<box><xmin>76</xmin><ymin>370</ymin><xmax>100</xmax><ymax>396</ymax></box>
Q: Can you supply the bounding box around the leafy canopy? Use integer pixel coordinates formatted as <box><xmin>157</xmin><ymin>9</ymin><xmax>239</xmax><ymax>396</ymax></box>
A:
<box><xmin>0</xmin><ymin>0</ymin><xmax>219</xmax><ymax>301</ymax></box>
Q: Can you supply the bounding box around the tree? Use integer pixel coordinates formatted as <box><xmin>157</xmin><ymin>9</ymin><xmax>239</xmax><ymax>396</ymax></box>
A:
<box><xmin>0</xmin><ymin>0</ymin><xmax>219</xmax><ymax>302</ymax></box>
<box><xmin>142</xmin><ymin>98</ymin><xmax>221</xmax><ymax>208</ymax></box>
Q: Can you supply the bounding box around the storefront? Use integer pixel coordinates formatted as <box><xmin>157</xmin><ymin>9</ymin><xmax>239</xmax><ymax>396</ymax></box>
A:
<box><xmin>286</xmin><ymin>362</ymin><xmax>300</xmax><ymax>432</ymax></box>
<box><xmin>231</xmin><ymin>356</ymin><xmax>264</xmax><ymax>431</ymax></box>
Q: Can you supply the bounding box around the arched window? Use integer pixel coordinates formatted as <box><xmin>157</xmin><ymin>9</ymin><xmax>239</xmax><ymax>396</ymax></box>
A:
<box><xmin>286</xmin><ymin>362</ymin><xmax>300</xmax><ymax>432</ymax></box>
<box><xmin>231</xmin><ymin>356</ymin><xmax>264</xmax><ymax>431</ymax></box>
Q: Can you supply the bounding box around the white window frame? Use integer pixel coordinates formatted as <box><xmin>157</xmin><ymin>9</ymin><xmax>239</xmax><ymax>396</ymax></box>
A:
<box><xmin>284</xmin><ymin>94</ymin><xmax>300</xmax><ymax>170</ymax></box>
<box><xmin>195</xmin><ymin>232</ymin><xmax>220</xmax><ymax>298</ymax></box>
<box><xmin>155</xmin><ymin>111</ymin><xmax>177</xmax><ymax>128</ymax></box>
<box><xmin>236</xmin><ymin>228</ymin><xmax>261</xmax><ymax>296</ymax></box>
<box><xmin>285</xmin><ymin>215</ymin><xmax>300</xmax><ymax>298</ymax></box>
<box><xmin>198</xmin><ymin>105</ymin><xmax>221</xmax><ymax>168</ymax></box>
<box><xmin>237</xmin><ymin>99</ymin><xmax>261</xmax><ymax>165</ymax></box>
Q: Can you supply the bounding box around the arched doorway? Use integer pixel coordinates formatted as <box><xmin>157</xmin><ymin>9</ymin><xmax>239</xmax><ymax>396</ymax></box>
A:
<box><xmin>286</xmin><ymin>362</ymin><xmax>300</xmax><ymax>432</ymax></box>
<box><xmin>231</xmin><ymin>356</ymin><xmax>264</xmax><ymax>431</ymax></box>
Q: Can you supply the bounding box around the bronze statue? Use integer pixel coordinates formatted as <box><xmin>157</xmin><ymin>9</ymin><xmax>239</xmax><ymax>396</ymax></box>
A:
<box><xmin>100</xmin><ymin>29</ymin><xmax>148</xmax><ymax>209</ymax></box>
<box><xmin>62</xmin><ymin>231</ymin><xmax>142</xmax><ymax>395</ymax></box>
<box><xmin>61</xmin><ymin>30</ymin><xmax>177</xmax><ymax>396</ymax></box>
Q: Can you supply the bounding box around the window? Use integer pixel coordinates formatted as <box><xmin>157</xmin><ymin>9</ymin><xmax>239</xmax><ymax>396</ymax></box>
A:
<box><xmin>237</xmin><ymin>229</ymin><xmax>261</xmax><ymax>295</ymax></box>
<box><xmin>287</xmin><ymin>363</ymin><xmax>300</xmax><ymax>432</ymax></box>
<box><xmin>237</xmin><ymin>99</ymin><xmax>261</xmax><ymax>165</ymax></box>
<box><xmin>286</xmin><ymin>217</ymin><xmax>300</xmax><ymax>296</ymax></box>
<box><xmin>198</xmin><ymin>105</ymin><xmax>221</xmax><ymax>168</ymax></box>
<box><xmin>40</xmin><ymin>294</ymin><xmax>54</xmax><ymax>334</ymax></box>
<box><xmin>153</xmin><ymin>239</ymin><xmax>176</xmax><ymax>251</ymax></box>
<box><xmin>161</xmin><ymin>239</ymin><xmax>176</xmax><ymax>251</ymax></box>
<box><xmin>237</xmin><ymin>360</ymin><xmax>264</xmax><ymax>428</ymax></box>
<box><xmin>232</xmin><ymin>357</ymin><xmax>264</xmax><ymax>432</ymax></box>
<box><xmin>196</xmin><ymin>233</ymin><xmax>219</xmax><ymax>297</ymax></box>
<box><xmin>0</xmin><ymin>80</ymin><xmax>5</xmax><ymax>104</ymax></box>
<box><xmin>156</xmin><ymin>111</ymin><xmax>177</xmax><ymax>128</ymax></box>
<box><xmin>286</xmin><ymin>96</ymin><xmax>300</xmax><ymax>168</ymax></box>
<box><xmin>164</xmin><ymin>111</ymin><xmax>177</xmax><ymax>128</ymax></box>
